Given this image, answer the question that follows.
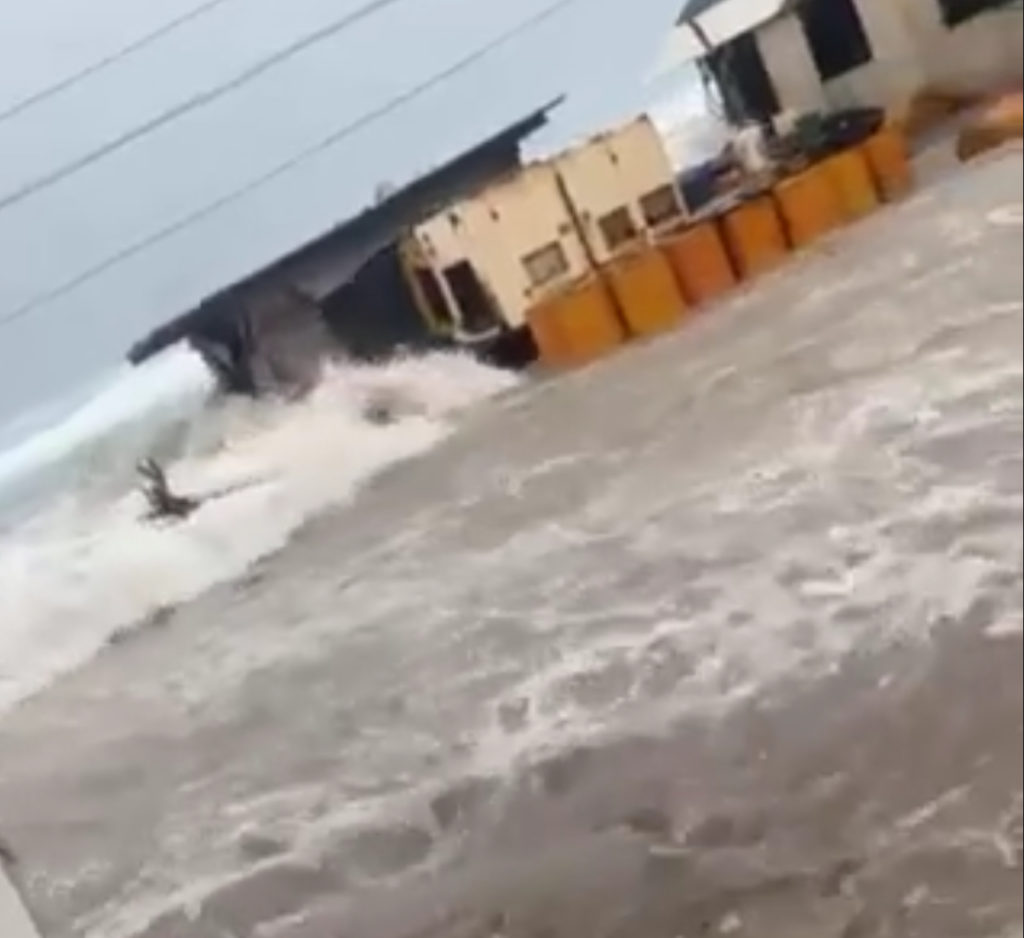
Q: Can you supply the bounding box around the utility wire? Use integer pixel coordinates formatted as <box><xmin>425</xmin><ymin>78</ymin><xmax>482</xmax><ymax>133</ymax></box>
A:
<box><xmin>0</xmin><ymin>0</ymin><xmax>577</xmax><ymax>330</ymax></box>
<box><xmin>0</xmin><ymin>0</ymin><xmax>417</xmax><ymax>214</ymax></box>
<box><xmin>0</xmin><ymin>0</ymin><xmax>239</xmax><ymax>126</ymax></box>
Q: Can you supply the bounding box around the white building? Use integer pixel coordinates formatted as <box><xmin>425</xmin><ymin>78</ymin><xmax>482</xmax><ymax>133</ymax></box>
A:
<box><xmin>653</xmin><ymin>0</ymin><xmax>1022</xmax><ymax>123</ymax></box>
<box><xmin>405</xmin><ymin>116</ymin><xmax>684</xmax><ymax>336</ymax></box>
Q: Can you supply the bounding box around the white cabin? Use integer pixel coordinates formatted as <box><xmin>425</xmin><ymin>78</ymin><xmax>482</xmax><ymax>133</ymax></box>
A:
<box><xmin>653</xmin><ymin>0</ymin><xmax>1022</xmax><ymax>123</ymax></box>
<box><xmin>405</xmin><ymin>116</ymin><xmax>684</xmax><ymax>335</ymax></box>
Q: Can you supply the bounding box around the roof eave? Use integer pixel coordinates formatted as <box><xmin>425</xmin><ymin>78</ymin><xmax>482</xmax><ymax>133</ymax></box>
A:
<box><xmin>650</xmin><ymin>0</ymin><xmax>791</xmax><ymax>77</ymax></box>
<box><xmin>125</xmin><ymin>98</ymin><xmax>563</xmax><ymax>365</ymax></box>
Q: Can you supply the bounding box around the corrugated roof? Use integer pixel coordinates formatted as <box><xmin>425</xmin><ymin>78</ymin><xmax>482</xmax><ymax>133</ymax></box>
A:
<box><xmin>1</xmin><ymin>0</ymin><xmax>687</xmax><ymax>427</ymax></box>
<box><xmin>676</xmin><ymin>0</ymin><xmax>728</xmax><ymax>23</ymax></box>
<box><xmin>125</xmin><ymin>102</ymin><xmax>558</xmax><ymax>365</ymax></box>
<box><xmin>654</xmin><ymin>0</ymin><xmax>791</xmax><ymax>74</ymax></box>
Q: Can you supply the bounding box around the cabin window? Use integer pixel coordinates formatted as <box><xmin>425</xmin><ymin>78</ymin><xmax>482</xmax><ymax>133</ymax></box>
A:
<box><xmin>937</xmin><ymin>0</ymin><xmax>1013</xmax><ymax>27</ymax></box>
<box><xmin>522</xmin><ymin>242</ymin><xmax>570</xmax><ymax>288</ymax></box>
<box><xmin>639</xmin><ymin>185</ymin><xmax>683</xmax><ymax>228</ymax></box>
<box><xmin>706</xmin><ymin>32</ymin><xmax>780</xmax><ymax>122</ymax></box>
<box><xmin>598</xmin><ymin>206</ymin><xmax>639</xmax><ymax>252</ymax></box>
<box><xmin>441</xmin><ymin>261</ymin><xmax>501</xmax><ymax>333</ymax></box>
<box><xmin>797</xmin><ymin>0</ymin><xmax>872</xmax><ymax>81</ymax></box>
<box><xmin>412</xmin><ymin>266</ymin><xmax>453</xmax><ymax>330</ymax></box>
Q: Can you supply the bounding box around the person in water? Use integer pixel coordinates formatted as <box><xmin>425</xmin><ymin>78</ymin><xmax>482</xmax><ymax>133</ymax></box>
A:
<box><xmin>137</xmin><ymin>458</ymin><xmax>199</xmax><ymax>521</ymax></box>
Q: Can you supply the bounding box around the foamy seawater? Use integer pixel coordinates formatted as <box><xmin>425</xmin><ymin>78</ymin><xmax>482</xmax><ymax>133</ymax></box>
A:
<box><xmin>0</xmin><ymin>350</ymin><xmax>518</xmax><ymax>713</ymax></box>
<box><xmin>0</xmin><ymin>154</ymin><xmax>1020</xmax><ymax>938</ymax></box>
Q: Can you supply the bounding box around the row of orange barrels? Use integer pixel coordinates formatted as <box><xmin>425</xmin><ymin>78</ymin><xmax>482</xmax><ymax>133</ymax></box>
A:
<box><xmin>527</xmin><ymin>125</ymin><xmax>913</xmax><ymax>369</ymax></box>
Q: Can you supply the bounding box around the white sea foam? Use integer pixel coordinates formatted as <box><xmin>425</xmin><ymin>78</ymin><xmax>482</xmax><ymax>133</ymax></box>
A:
<box><xmin>0</xmin><ymin>350</ymin><xmax>518</xmax><ymax>713</ymax></box>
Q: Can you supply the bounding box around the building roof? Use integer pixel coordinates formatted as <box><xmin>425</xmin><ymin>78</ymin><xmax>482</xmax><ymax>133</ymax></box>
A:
<box><xmin>654</xmin><ymin>0</ymin><xmax>791</xmax><ymax>75</ymax></box>
<box><xmin>676</xmin><ymin>0</ymin><xmax>728</xmax><ymax>23</ymax></box>
<box><xmin>242</xmin><ymin>98</ymin><xmax>561</xmax><ymax>300</ymax></box>
<box><xmin>126</xmin><ymin>100</ymin><xmax>560</xmax><ymax>364</ymax></box>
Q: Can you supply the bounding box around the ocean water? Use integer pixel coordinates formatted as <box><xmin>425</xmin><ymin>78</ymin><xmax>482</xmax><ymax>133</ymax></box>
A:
<box><xmin>0</xmin><ymin>350</ymin><xmax>213</xmax><ymax>522</ymax></box>
<box><xmin>0</xmin><ymin>90</ymin><xmax>721</xmax><ymax>720</ymax></box>
<box><xmin>0</xmin><ymin>139</ymin><xmax>1020</xmax><ymax>938</ymax></box>
<box><xmin>0</xmin><ymin>149</ymin><xmax>1017</xmax><ymax>938</ymax></box>
<box><xmin>0</xmin><ymin>348</ymin><xmax>519</xmax><ymax>715</ymax></box>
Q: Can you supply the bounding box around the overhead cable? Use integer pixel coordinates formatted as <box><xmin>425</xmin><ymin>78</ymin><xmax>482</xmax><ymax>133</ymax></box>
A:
<box><xmin>0</xmin><ymin>0</ymin><xmax>577</xmax><ymax>330</ymax></box>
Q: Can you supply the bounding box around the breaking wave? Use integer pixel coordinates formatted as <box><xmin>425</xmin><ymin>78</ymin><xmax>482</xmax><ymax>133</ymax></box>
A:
<box><xmin>0</xmin><ymin>348</ymin><xmax>518</xmax><ymax>713</ymax></box>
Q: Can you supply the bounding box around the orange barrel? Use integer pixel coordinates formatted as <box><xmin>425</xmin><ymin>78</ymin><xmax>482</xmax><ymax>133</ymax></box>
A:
<box><xmin>719</xmin><ymin>194</ymin><xmax>789</xmax><ymax>280</ymax></box>
<box><xmin>820</xmin><ymin>147</ymin><xmax>879</xmax><ymax>221</ymax></box>
<box><xmin>773</xmin><ymin>162</ymin><xmax>846</xmax><ymax>248</ymax></box>
<box><xmin>660</xmin><ymin>219</ymin><xmax>737</xmax><ymax>306</ymax></box>
<box><xmin>861</xmin><ymin>125</ymin><xmax>912</xmax><ymax>201</ymax></box>
<box><xmin>606</xmin><ymin>245</ymin><xmax>686</xmax><ymax>337</ymax></box>
<box><xmin>956</xmin><ymin>91</ymin><xmax>1024</xmax><ymax>162</ymax></box>
<box><xmin>526</xmin><ymin>275</ymin><xmax>626</xmax><ymax>369</ymax></box>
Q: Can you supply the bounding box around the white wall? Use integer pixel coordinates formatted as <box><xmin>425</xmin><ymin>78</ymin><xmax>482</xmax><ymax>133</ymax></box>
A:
<box><xmin>838</xmin><ymin>0</ymin><xmax>1023</xmax><ymax>110</ymax></box>
<box><xmin>823</xmin><ymin>0</ymin><xmax>929</xmax><ymax>110</ymax></box>
<box><xmin>757</xmin><ymin>0</ymin><xmax>1023</xmax><ymax>117</ymax></box>
<box><xmin>755</xmin><ymin>16</ymin><xmax>828</xmax><ymax>113</ymax></box>
<box><xmin>554</xmin><ymin>117</ymin><xmax>682</xmax><ymax>263</ymax></box>
<box><xmin>917</xmin><ymin>5</ymin><xmax>1024</xmax><ymax>94</ymax></box>
<box><xmin>412</xmin><ymin>163</ymin><xmax>590</xmax><ymax>330</ymax></box>
<box><xmin>410</xmin><ymin>118</ymin><xmax>680</xmax><ymax>328</ymax></box>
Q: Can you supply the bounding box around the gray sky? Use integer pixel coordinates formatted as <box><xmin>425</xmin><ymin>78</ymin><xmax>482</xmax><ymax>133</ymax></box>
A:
<box><xmin>0</xmin><ymin>0</ymin><xmax>684</xmax><ymax>428</ymax></box>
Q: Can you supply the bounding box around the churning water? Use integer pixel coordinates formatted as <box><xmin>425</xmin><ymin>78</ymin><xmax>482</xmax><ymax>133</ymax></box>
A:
<box><xmin>0</xmin><ymin>151</ymin><xmax>1020</xmax><ymax>938</ymax></box>
<box><xmin>0</xmin><ymin>349</ymin><xmax>518</xmax><ymax>714</ymax></box>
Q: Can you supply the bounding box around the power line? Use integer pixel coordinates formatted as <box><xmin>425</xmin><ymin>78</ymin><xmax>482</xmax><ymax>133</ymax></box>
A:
<box><xmin>0</xmin><ymin>0</ymin><xmax>577</xmax><ymax>331</ymax></box>
<box><xmin>0</xmin><ymin>0</ymin><xmax>417</xmax><ymax>214</ymax></box>
<box><xmin>0</xmin><ymin>0</ymin><xmax>239</xmax><ymax>127</ymax></box>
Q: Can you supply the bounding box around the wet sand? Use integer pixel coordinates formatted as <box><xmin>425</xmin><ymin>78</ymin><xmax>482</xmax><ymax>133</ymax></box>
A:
<box><xmin>0</xmin><ymin>149</ymin><xmax>1021</xmax><ymax>938</ymax></box>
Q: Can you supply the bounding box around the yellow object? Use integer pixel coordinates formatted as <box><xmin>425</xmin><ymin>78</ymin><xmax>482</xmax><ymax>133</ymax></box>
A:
<box><xmin>526</xmin><ymin>276</ymin><xmax>626</xmax><ymax>368</ymax></box>
<box><xmin>720</xmin><ymin>195</ymin><xmax>789</xmax><ymax>279</ymax></box>
<box><xmin>773</xmin><ymin>163</ymin><xmax>845</xmax><ymax>248</ymax></box>
<box><xmin>861</xmin><ymin>125</ymin><xmax>912</xmax><ymax>201</ymax></box>
<box><xmin>606</xmin><ymin>246</ymin><xmax>686</xmax><ymax>337</ymax></box>
<box><xmin>902</xmin><ymin>88</ymin><xmax>977</xmax><ymax>138</ymax></box>
<box><xmin>661</xmin><ymin>220</ymin><xmax>737</xmax><ymax>306</ymax></box>
<box><xmin>554</xmin><ymin>116</ymin><xmax>683</xmax><ymax>264</ymax></box>
<box><xmin>956</xmin><ymin>91</ymin><xmax>1024</xmax><ymax>162</ymax></box>
<box><xmin>820</xmin><ymin>148</ymin><xmax>879</xmax><ymax>221</ymax></box>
